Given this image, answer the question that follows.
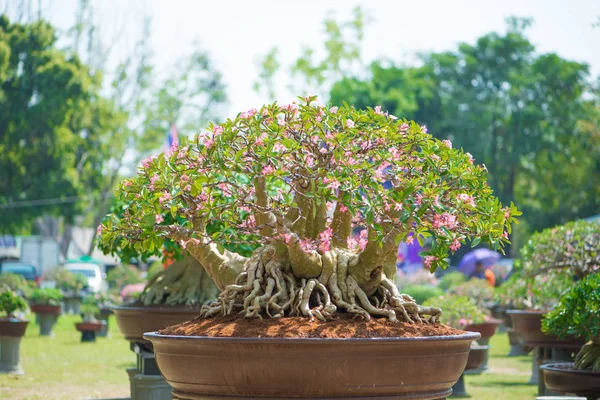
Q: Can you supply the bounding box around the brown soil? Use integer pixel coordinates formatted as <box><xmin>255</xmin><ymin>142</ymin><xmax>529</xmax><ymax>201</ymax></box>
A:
<box><xmin>159</xmin><ymin>313</ymin><xmax>465</xmax><ymax>338</ymax></box>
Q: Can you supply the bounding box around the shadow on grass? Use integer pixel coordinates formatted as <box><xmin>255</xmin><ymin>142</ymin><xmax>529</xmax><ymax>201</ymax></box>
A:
<box><xmin>473</xmin><ymin>381</ymin><xmax>533</xmax><ymax>388</ymax></box>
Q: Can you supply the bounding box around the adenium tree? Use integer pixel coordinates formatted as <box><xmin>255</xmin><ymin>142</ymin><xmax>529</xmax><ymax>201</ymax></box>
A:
<box><xmin>99</xmin><ymin>97</ymin><xmax>516</xmax><ymax>322</ymax></box>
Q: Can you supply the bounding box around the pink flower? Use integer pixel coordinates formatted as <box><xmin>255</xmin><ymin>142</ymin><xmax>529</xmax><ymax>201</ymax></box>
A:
<box><xmin>394</xmin><ymin>203</ymin><xmax>403</xmax><ymax>211</ymax></box>
<box><xmin>299</xmin><ymin>239</ymin><xmax>316</xmax><ymax>253</ymax></box>
<box><xmin>433</xmin><ymin>212</ymin><xmax>457</xmax><ymax>230</ymax></box>
<box><xmin>240</xmin><ymin>108</ymin><xmax>257</xmax><ymax>119</ymax></box>
<box><xmin>388</xmin><ymin>114</ymin><xmax>398</xmax><ymax>120</ymax></box>
<box><xmin>213</xmin><ymin>125</ymin><xmax>224</xmax><ymax>135</ymax></box>
<box><xmin>327</xmin><ymin>179</ymin><xmax>341</xmax><ymax>190</ymax></box>
<box><xmin>414</xmin><ymin>194</ymin><xmax>422</xmax><ymax>205</ymax></box>
<box><xmin>329</xmin><ymin>106</ymin><xmax>338</xmax><ymax>113</ymax></box>
<box><xmin>504</xmin><ymin>209</ymin><xmax>511</xmax><ymax>219</ymax></box>
<box><xmin>277</xmin><ymin>114</ymin><xmax>286</xmax><ymax>126</ymax></box>
<box><xmin>442</xmin><ymin>139</ymin><xmax>452</xmax><ymax>149</ymax></box>
<box><xmin>450</xmin><ymin>239</ymin><xmax>461</xmax><ymax>252</ymax></box>
<box><xmin>346</xmin><ymin>119</ymin><xmax>355</xmax><ymax>128</ymax></box>
<box><xmin>457</xmin><ymin>193</ymin><xmax>476</xmax><ymax>207</ymax></box>
<box><xmin>273</xmin><ymin>143</ymin><xmax>287</xmax><ymax>153</ymax></box>
<box><xmin>400</xmin><ymin>123</ymin><xmax>410</xmax><ymax>132</ymax></box>
<box><xmin>218</xmin><ymin>183</ymin><xmax>232</xmax><ymax>197</ymax></box>
<box><xmin>318</xmin><ymin>227</ymin><xmax>333</xmax><ymax>253</ymax></box>
<box><xmin>204</xmin><ymin>138</ymin><xmax>214</xmax><ymax>149</ymax></box>
<box><xmin>159</xmin><ymin>192</ymin><xmax>172</xmax><ymax>204</ymax></box>
<box><xmin>96</xmin><ymin>224</ymin><xmax>105</xmax><ymax>235</ymax></box>
<box><xmin>177</xmin><ymin>150</ymin><xmax>187</xmax><ymax>160</ymax></box>
<box><xmin>180</xmin><ymin>174</ymin><xmax>190</xmax><ymax>183</ymax></box>
<box><xmin>262</xmin><ymin>165</ymin><xmax>275</xmax><ymax>175</ymax></box>
<box><xmin>183</xmin><ymin>184</ymin><xmax>192</xmax><ymax>192</ymax></box>
<box><xmin>282</xmin><ymin>233</ymin><xmax>294</xmax><ymax>244</ymax></box>
<box><xmin>347</xmin><ymin>237</ymin><xmax>358</xmax><ymax>250</ymax></box>
<box><xmin>124</xmin><ymin>180</ymin><xmax>132</xmax><ymax>187</ymax></box>
<box><xmin>466</xmin><ymin>153</ymin><xmax>474</xmax><ymax>164</ymax></box>
<box><xmin>374</xmin><ymin>105</ymin><xmax>383</xmax><ymax>115</ymax></box>
<box><xmin>150</xmin><ymin>174</ymin><xmax>160</xmax><ymax>185</ymax></box>
<box><xmin>304</xmin><ymin>154</ymin><xmax>315</xmax><ymax>168</ymax></box>
<box><xmin>141</xmin><ymin>156</ymin><xmax>156</xmax><ymax>168</ymax></box>
<box><xmin>458</xmin><ymin>318</ymin><xmax>467</xmax><ymax>327</ymax></box>
<box><xmin>339</xmin><ymin>204</ymin><xmax>348</xmax><ymax>213</ymax></box>
<box><xmin>503</xmin><ymin>231</ymin><xmax>509</xmax><ymax>239</ymax></box>
<box><xmin>155</xmin><ymin>214</ymin><xmax>164</xmax><ymax>224</ymax></box>
<box><xmin>241</xmin><ymin>215</ymin><xmax>257</xmax><ymax>230</ymax></box>
<box><xmin>358</xmin><ymin>237</ymin><xmax>368</xmax><ymax>251</ymax></box>
<box><xmin>421</xmin><ymin>125</ymin><xmax>428</xmax><ymax>133</ymax></box>
<box><xmin>424</xmin><ymin>256</ymin><xmax>438</xmax><ymax>269</ymax></box>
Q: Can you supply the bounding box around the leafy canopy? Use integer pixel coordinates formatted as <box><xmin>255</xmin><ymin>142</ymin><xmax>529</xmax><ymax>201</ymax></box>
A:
<box><xmin>100</xmin><ymin>97</ymin><xmax>516</xmax><ymax>273</ymax></box>
<box><xmin>543</xmin><ymin>273</ymin><xmax>600</xmax><ymax>341</ymax></box>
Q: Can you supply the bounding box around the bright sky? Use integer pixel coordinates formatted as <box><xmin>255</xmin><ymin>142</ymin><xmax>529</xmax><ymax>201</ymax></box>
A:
<box><xmin>18</xmin><ymin>0</ymin><xmax>600</xmax><ymax>115</ymax></box>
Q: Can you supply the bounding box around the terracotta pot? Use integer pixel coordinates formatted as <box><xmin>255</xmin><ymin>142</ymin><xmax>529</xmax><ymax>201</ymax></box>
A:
<box><xmin>75</xmin><ymin>321</ymin><xmax>105</xmax><ymax>332</ymax></box>
<box><xmin>30</xmin><ymin>304</ymin><xmax>62</xmax><ymax>315</ymax></box>
<box><xmin>144</xmin><ymin>331</ymin><xmax>480</xmax><ymax>399</ymax></box>
<box><xmin>465</xmin><ymin>344</ymin><xmax>489</xmax><ymax>371</ymax></box>
<box><xmin>464</xmin><ymin>319</ymin><xmax>501</xmax><ymax>339</ymax></box>
<box><xmin>541</xmin><ymin>363</ymin><xmax>600</xmax><ymax>399</ymax></box>
<box><xmin>507</xmin><ymin>310</ymin><xmax>585</xmax><ymax>348</ymax></box>
<box><xmin>112</xmin><ymin>305</ymin><xmax>201</xmax><ymax>344</ymax></box>
<box><xmin>0</xmin><ymin>319</ymin><xmax>29</xmax><ymax>338</ymax></box>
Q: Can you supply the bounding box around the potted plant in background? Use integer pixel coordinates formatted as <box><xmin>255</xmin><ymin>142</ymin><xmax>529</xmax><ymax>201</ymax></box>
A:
<box><xmin>28</xmin><ymin>288</ymin><xmax>63</xmax><ymax>336</ymax></box>
<box><xmin>541</xmin><ymin>273</ymin><xmax>600</xmax><ymax>398</ymax></box>
<box><xmin>423</xmin><ymin>295</ymin><xmax>490</xmax><ymax>396</ymax></box>
<box><xmin>100</xmin><ymin>99</ymin><xmax>518</xmax><ymax>399</ymax></box>
<box><xmin>0</xmin><ymin>288</ymin><xmax>29</xmax><ymax>374</ymax></box>
<box><xmin>94</xmin><ymin>292</ymin><xmax>118</xmax><ymax>337</ymax></box>
<box><xmin>437</xmin><ymin>271</ymin><xmax>467</xmax><ymax>292</ymax></box>
<box><xmin>507</xmin><ymin>220</ymin><xmax>596</xmax><ymax>393</ymax></box>
<box><xmin>74</xmin><ymin>295</ymin><xmax>105</xmax><ymax>343</ymax></box>
<box><xmin>44</xmin><ymin>267</ymin><xmax>87</xmax><ymax>314</ymax></box>
<box><xmin>448</xmin><ymin>279</ymin><xmax>500</xmax><ymax>372</ymax></box>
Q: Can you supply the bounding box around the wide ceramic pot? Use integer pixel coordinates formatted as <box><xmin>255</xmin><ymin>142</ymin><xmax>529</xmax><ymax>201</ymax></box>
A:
<box><xmin>507</xmin><ymin>310</ymin><xmax>584</xmax><ymax>348</ymax></box>
<box><xmin>144</xmin><ymin>331</ymin><xmax>480</xmax><ymax>399</ymax></box>
<box><xmin>541</xmin><ymin>363</ymin><xmax>600</xmax><ymax>399</ymax></box>
<box><xmin>112</xmin><ymin>305</ymin><xmax>201</xmax><ymax>344</ymax></box>
<box><xmin>465</xmin><ymin>319</ymin><xmax>501</xmax><ymax>340</ymax></box>
<box><xmin>0</xmin><ymin>319</ymin><xmax>29</xmax><ymax>338</ymax></box>
<box><xmin>30</xmin><ymin>304</ymin><xmax>62</xmax><ymax>315</ymax></box>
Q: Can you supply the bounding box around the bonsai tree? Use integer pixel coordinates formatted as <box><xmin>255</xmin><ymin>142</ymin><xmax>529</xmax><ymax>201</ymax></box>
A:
<box><xmin>0</xmin><ymin>273</ymin><xmax>31</xmax><ymax>296</ymax></box>
<box><xmin>29</xmin><ymin>288</ymin><xmax>64</xmax><ymax>306</ymax></box>
<box><xmin>493</xmin><ymin>273</ymin><xmax>572</xmax><ymax>310</ymax></box>
<box><xmin>0</xmin><ymin>289</ymin><xmax>28</xmax><ymax>319</ymax></box>
<box><xmin>422</xmin><ymin>295</ymin><xmax>488</xmax><ymax>330</ymax></box>
<box><xmin>520</xmin><ymin>219</ymin><xmax>600</xmax><ymax>280</ymax></box>
<box><xmin>44</xmin><ymin>268</ymin><xmax>87</xmax><ymax>295</ymax></box>
<box><xmin>543</xmin><ymin>271</ymin><xmax>600</xmax><ymax>370</ymax></box>
<box><xmin>81</xmin><ymin>294</ymin><xmax>101</xmax><ymax>322</ymax></box>
<box><xmin>99</xmin><ymin>98</ymin><xmax>517</xmax><ymax>322</ymax></box>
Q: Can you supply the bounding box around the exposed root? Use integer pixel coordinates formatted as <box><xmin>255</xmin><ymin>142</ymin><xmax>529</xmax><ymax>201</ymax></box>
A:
<box><xmin>199</xmin><ymin>246</ymin><xmax>443</xmax><ymax>324</ymax></box>
<box><xmin>574</xmin><ymin>341</ymin><xmax>600</xmax><ymax>371</ymax></box>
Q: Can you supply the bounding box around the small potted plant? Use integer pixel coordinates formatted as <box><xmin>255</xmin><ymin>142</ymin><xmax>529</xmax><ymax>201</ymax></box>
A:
<box><xmin>74</xmin><ymin>295</ymin><xmax>105</xmax><ymax>342</ymax></box>
<box><xmin>450</xmin><ymin>279</ymin><xmax>500</xmax><ymax>338</ymax></box>
<box><xmin>540</xmin><ymin>272</ymin><xmax>600</xmax><ymax>397</ymax></box>
<box><xmin>44</xmin><ymin>268</ymin><xmax>87</xmax><ymax>314</ymax></box>
<box><xmin>28</xmin><ymin>288</ymin><xmax>63</xmax><ymax>336</ymax></box>
<box><xmin>0</xmin><ymin>289</ymin><xmax>29</xmax><ymax>374</ymax></box>
<box><xmin>100</xmin><ymin>99</ymin><xmax>518</xmax><ymax>399</ymax></box>
<box><xmin>423</xmin><ymin>295</ymin><xmax>490</xmax><ymax>396</ymax></box>
<box><xmin>506</xmin><ymin>220</ymin><xmax>594</xmax><ymax>349</ymax></box>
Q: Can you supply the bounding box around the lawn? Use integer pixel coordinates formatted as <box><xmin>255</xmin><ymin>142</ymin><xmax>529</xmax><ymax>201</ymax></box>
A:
<box><xmin>0</xmin><ymin>317</ymin><xmax>538</xmax><ymax>399</ymax></box>
<box><xmin>0</xmin><ymin>314</ymin><xmax>133</xmax><ymax>400</ymax></box>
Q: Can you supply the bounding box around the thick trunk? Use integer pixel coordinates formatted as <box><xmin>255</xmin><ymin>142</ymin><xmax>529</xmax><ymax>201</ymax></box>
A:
<box><xmin>139</xmin><ymin>255</ymin><xmax>219</xmax><ymax>306</ymax></box>
<box><xmin>198</xmin><ymin>244</ymin><xmax>441</xmax><ymax>323</ymax></box>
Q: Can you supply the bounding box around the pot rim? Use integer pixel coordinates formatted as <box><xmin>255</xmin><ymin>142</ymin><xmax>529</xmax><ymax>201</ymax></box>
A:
<box><xmin>541</xmin><ymin>362</ymin><xmax>600</xmax><ymax>376</ymax></box>
<box><xmin>111</xmin><ymin>304</ymin><xmax>202</xmax><ymax>313</ymax></box>
<box><xmin>506</xmin><ymin>309</ymin><xmax>548</xmax><ymax>315</ymax></box>
<box><xmin>143</xmin><ymin>330</ymin><xmax>481</xmax><ymax>343</ymax></box>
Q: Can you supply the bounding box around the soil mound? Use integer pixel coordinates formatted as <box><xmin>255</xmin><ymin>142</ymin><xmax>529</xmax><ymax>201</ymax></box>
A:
<box><xmin>159</xmin><ymin>313</ymin><xmax>464</xmax><ymax>338</ymax></box>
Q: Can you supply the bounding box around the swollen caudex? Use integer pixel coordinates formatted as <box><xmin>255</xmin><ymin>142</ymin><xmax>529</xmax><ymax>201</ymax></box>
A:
<box><xmin>200</xmin><ymin>245</ymin><xmax>441</xmax><ymax>323</ymax></box>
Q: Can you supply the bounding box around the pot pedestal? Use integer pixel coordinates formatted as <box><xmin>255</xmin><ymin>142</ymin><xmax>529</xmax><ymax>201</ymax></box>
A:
<box><xmin>37</xmin><ymin>313</ymin><xmax>58</xmax><ymax>336</ymax></box>
<box><xmin>531</xmin><ymin>347</ymin><xmax>575</xmax><ymax>396</ymax></box>
<box><xmin>451</xmin><ymin>345</ymin><xmax>489</xmax><ymax>397</ymax></box>
<box><xmin>508</xmin><ymin>329</ymin><xmax>529</xmax><ymax>356</ymax></box>
<box><xmin>75</xmin><ymin>321</ymin><xmax>105</xmax><ymax>343</ymax></box>
<box><xmin>0</xmin><ymin>336</ymin><xmax>24</xmax><ymax>375</ymax></box>
<box><xmin>128</xmin><ymin>342</ymin><xmax>172</xmax><ymax>400</ymax></box>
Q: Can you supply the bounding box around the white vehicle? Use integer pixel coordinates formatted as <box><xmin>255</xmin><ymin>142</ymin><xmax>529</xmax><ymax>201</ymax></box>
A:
<box><xmin>65</xmin><ymin>263</ymin><xmax>108</xmax><ymax>293</ymax></box>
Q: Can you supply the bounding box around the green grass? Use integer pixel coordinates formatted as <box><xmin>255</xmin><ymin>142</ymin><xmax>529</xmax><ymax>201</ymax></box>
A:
<box><xmin>0</xmin><ymin>314</ymin><xmax>133</xmax><ymax>400</ymax></box>
<box><xmin>461</xmin><ymin>332</ymin><xmax>537</xmax><ymax>399</ymax></box>
<box><xmin>0</xmin><ymin>317</ymin><xmax>539</xmax><ymax>399</ymax></box>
